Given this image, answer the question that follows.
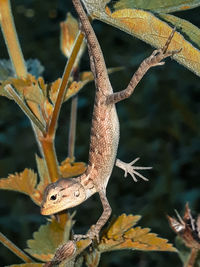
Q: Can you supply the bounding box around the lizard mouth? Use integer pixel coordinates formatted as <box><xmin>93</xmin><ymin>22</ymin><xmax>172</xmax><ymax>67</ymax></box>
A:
<box><xmin>40</xmin><ymin>203</ymin><xmax>68</xmax><ymax>216</ymax></box>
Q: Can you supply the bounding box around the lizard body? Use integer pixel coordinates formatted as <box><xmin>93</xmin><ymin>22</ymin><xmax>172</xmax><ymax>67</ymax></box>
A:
<box><xmin>41</xmin><ymin>0</ymin><xmax>180</xmax><ymax>240</ymax></box>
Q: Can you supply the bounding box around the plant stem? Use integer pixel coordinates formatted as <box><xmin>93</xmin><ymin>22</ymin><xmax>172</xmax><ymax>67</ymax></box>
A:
<box><xmin>0</xmin><ymin>0</ymin><xmax>27</xmax><ymax>78</ymax></box>
<box><xmin>0</xmin><ymin>232</ymin><xmax>33</xmax><ymax>263</ymax></box>
<box><xmin>39</xmin><ymin>135</ymin><xmax>60</xmax><ymax>183</ymax></box>
<box><xmin>68</xmin><ymin>96</ymin><xmax>78</xmax><ymax>159</ymax></box>
<box><xmin>48</xmin><ymin>31</ymin><xmax>84</xmax><ymax>138</ymax></box>
<box><xmin>185</xmin><ymin>248</ymin><xmax>198</xmax><ymax>267</ymax></box>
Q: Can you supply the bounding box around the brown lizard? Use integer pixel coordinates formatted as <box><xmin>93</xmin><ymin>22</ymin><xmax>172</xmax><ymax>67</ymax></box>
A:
<box><xmin>41</xmin><ymin>0</ymin><xmax>180</xmax><ymax>241</ymax></box>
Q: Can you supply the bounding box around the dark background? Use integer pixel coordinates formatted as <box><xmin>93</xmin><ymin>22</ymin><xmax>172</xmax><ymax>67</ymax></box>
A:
<box><xmin>0</xmin><ymin>0</ymin><xmax>200</xmax><ymax>266</ymax></box>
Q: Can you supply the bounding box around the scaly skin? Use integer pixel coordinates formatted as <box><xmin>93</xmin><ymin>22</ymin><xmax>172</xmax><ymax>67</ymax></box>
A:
<box><xmin>41</xmin><ymin>0</ymin><xmax>180</xmax><ymax>241</ymax></box>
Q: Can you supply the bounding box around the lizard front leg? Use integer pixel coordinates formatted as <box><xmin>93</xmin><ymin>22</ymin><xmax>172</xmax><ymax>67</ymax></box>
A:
<box><xmin>74</xmin><ymin>189</ymin><xmax>111</xmax><ymax>242</ymax></box>
<box><xmin>116</xmin><ymin>158</ymin><xmax>152</xmax><ymax>182</ymax></box>
<box><xmin>106</xmin><ymin>28</ymin><xmax>181</xmax><ymax>105</ymax></box>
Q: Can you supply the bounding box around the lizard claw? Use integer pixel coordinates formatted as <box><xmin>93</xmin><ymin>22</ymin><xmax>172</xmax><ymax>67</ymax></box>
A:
<box><xmin>116</xmin><ymin>158</ymin><xmax>152</xmax><ymax>182</ymax></box>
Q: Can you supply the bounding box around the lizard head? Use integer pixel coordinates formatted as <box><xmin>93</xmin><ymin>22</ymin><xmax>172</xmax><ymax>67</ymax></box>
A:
<box><xmin>41</xmin><ymin>178</ymin><xmax>86</xmax><ymax>215</ymax></box>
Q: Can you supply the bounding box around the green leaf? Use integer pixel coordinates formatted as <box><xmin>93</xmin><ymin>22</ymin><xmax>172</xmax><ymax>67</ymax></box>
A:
<box><xmin>25</xmin><ymin>216</ymin><xmax>74</xmax><ymax>262</ymax></box>
<box><xmin>113</xmin><ymin>0</ymin><xmax>200</xmax><ymax>13</ymax></box>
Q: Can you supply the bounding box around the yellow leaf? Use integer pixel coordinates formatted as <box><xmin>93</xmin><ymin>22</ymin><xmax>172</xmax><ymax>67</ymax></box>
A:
<box><xmin>60</xmin><ymin>157</ymin><xmax>86</xmax><ymax>178</ymax></box>
<box><xmin>0</xmin><ymin>169</ymin><xmax>37</xmax><ymax>196</ymax></box>
<box><xmin>106</xmin><ymin>214</ymin><xmax>141</xmax><ymax>240</ymax></box>
<box><xmin>60</xmin><ymin>12</ymin><xmax>86</xmax><ymax>65</ymax></box>
<box><xmin>76</xmin><ymin>239</ymin><xmax>92</xmax><ymax>253</ymax></box>
<box><xmin>49</xmin><ymin>78</ymin><xmax>61</xmax><ymax>104</ymax></box>
<box><xmin>99</xmin><ymin>214</ymin><xmax>176</xmax><ymax>252</ymax></box>
<box><xmin>60</xmin><ymin>13</ymin><xmax>79</xmax><ymax>58</ymax></box>
<box><xmin>64</xmin><ymin>81</ymin><xmax>86</xmax><ymax>102</ymax></box>
<box><xmin>83</xmin><ymin>0</ymin><xmax>200</xmax><ymax>77</ymax></box>
<box><xmin>108</xmin><ymin>9</ymin><xmax>200</xmax><ymax>76</ymax></box>
<box><xmin>0</xmin><ymin>166</ymin><xmax>50</xmax><ymax>206</ymax></box>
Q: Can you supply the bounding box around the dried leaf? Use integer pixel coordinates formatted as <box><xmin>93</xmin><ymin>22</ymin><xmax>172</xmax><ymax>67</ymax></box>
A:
<box><xmin>25</xmin><ymin>217</ymin><xmax>73</xmax><ymax>262</ymax></box>
<box><xmin>49</xmin><ymin>78</ymin><xmax>61</xmax><ymax>104</ymax></box>
<box><xmin>168</xmin><ymin>203</ymin><xmax>200</xmax><ymax>250</ymax></box>
<box><xmin>64</xmin><ymin>81</ymin><xmax>86</xmax><ymax>102</ymax></box>
<box><xmin>99</xmin><ymin>214</ymin><xmax>176</xmax><ymax>252</ymax></box>
<box><xmin>0</xmin><ymin>74</ymin><xmax>47</xmax><ymax>126</ymax></box>
<box><xmin>60</xmin><ymin>157</ymin><xmax>86</xmax><ymax>178</ymax></box>
<box><xmin>60</xmin><ymin>13</ymin><xmax>79</xmax><ymax>58</ymax></box>
<box><xmin>113</xmin><ymin>0</ymin><xmax>200</xmax><ymax>13</ymax></box>
<box><xmin>1</xmin><ymin>74</ymin><xmax>44</xmax><ymax>104</ymax></box>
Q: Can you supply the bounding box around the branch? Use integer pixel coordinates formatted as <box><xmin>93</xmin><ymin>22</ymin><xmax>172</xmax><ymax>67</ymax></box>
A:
<box><xmin>48</xmin><ymin>31</ymin><xmax>84</xmax><ymax>138</ymax></box>
<box><xmin>0</xmin><ymin>232</ymin><xmax>33</xmax><ymax>263</ymax></box>
<box><xmin>0</xmin><ymin>0</ymin><xmax>27</xmax><ymax>78</ymax></box>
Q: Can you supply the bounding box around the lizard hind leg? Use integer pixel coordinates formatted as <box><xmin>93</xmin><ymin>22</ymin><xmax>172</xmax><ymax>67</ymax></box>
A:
<box><xmin>106</xmin><ymin>27</ymin><xmax>181</xmax><ymax>105</ymax></box>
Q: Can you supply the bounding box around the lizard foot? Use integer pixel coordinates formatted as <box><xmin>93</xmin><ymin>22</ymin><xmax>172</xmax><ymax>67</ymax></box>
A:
<box><xmin>86</xmin><ymin>225</ymin><xmax>100</xmax><ymax>243</ymax></box>
<box><xmin>148</xmin><ymin>28</ymin><xmax>181</xmax><ymax>68</ymax></box>
<box><xmin>116</xmin><ymin>158</ymin><xmax>152</xmax><ymax>182</ymax></box>
<box><xmin>73</xmin><ymin>225</ymin><xmax>100</xmax><ymax>242</ymax></box>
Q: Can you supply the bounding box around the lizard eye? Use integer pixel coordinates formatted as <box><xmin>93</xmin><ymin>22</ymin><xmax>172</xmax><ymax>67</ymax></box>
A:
<box><xmin>50</xmin><ymin>194</ymin><xmax>57</xmax><ymax>201</ymax></box>
<box><xmin>74</xmin><ymin>191</ymin><xmax>80</xmax><ymax>197</ymax></box>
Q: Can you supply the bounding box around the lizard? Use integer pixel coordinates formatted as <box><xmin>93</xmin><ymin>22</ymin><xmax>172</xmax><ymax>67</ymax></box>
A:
<box><xmin>41</xmin><ymin>0</ymin><xmax>180</xmax><ymax>241</ymax></box>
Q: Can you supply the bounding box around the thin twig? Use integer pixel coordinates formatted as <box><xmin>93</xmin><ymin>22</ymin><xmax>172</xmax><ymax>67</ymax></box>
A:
<box><xmin>5</xmin><ymin>84</ymin><xmax>46</xmax><ymax>133</ymax></box>
<box><xmin>185</xmin><ymin>248</ymin><xmax>198</xmax><ymax>267</ymax></box>
<box><xmin>0</xmin><ymin>232</ymin><xmax>33</xmax><ymax>263</ymax></box>
<box><xmin>68</xmin><ymin>95</ymin><xmax>78</xmax><ymax>159</ymax></box>
<box><xmin>0</xmin><ymin>0</ymin><xmax>27</xmax><ymax>77</ymax></box>
<box><xmin>48</xmin><ymin>31</ymin><xmax>84</xmax><ymax>138</ymax></box>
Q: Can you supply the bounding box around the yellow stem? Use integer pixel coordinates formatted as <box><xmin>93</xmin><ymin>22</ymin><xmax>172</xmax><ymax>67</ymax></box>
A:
<box><xmin>48</xmin><ymin>31</ymin><xmax>84</xmax><ymax>138</ymax></box>
<box><xmin>36</xmin><ymin>32</ymin><xmax>85</xmax><ymax>184</ymax></box>
<box><xmin>185</xmin><ymin>248</ymin><xmax>198</xmax><ymax>267</ymax></box>
<box><xmin>0</xmin><ymin>0</ymin><xmax>27</xmax><ymax>78</ymax></box>
<box><xmin>0</xmin><ymin>232</ymin><xmax>33</xmax><ymax>263</ymax></box>
<box><xmin>39</xmin><ymin>135</ymin><xmax>60</xmax><ymax>182</ymax></box>
<box><xmin>68</xmin><ymin>96</ymin><xmax>78</xmax><ymax>159</ymax></box>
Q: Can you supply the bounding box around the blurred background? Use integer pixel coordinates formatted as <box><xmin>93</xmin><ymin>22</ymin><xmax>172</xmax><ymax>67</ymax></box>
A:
<box><xmin>0</xmin><ymin>0</ymin><xmax>200</xmax><ymax>266</ymax></box>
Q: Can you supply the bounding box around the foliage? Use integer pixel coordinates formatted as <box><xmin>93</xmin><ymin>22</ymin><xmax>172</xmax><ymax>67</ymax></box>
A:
<box><xmin>0</xmin><ymin>0</ymin><xmax>200</xmax><ymax>266</ymax></box>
